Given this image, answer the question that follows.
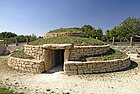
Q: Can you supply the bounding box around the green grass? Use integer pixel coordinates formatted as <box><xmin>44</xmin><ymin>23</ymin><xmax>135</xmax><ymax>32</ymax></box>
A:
<box><xmin>11</xmin><ymin>50</ymin><xmax>34</xmax><ymax>59</ymax></box>
<box><xmin>80</xmin><ymin>49</ymin><xmax>127</xmax><ymax>61</ymax></box>
<box><xmin>29</xmin><ymin>36</ymin><xmax>106</xmax><ymax>46</ymax></box>
<box><xmin>48</xmin><ymin>27</ymin><xmax>83</xmax><ymax>33</ymax></box>
<box><xmin>0</xmin><ymin>87</ymin><xmax>19</xmax><ymax>94</ymax></box>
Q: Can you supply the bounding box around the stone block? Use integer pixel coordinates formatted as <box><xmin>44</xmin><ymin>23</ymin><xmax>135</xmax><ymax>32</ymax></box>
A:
<box><xmin>77</xmin><ymin>65</ymin><xmax>87</xmax><ymax>69</ymax></box>
<box><xmin>70</xmin><ymin>66</ymin><xmax>77</xmax><ymax>70</ymax></box>
<box><xmin>98</xmin><ymin>69</ymin><xmax>106</xmax><ymax>73</ymax></box>
<box><xmin>65</xmin><ymin>71</ymin><xmax>78</xmax><ymax>74</ymax></box>
<box><xmin>92</xmin><ymin>70</ymin><xmax>99</xmax><ymax>73</ymax></box>
<box><xmin>14</xmin><ymin>67</ymin><xmax>19</xmax><ymax>70</ymax></box>
<box><xmin>87</xmin><ymin>64</ymin><xmax>93</xmax><ymax>69</ymax></box>
<box><xmin>78</xmin><ymin>69</ymin><xmax>84</xmax><ymax>74</ymax></box>
<box><xmin>83</xmin><ymin>70</ymin><xmax>92</xmax><ymax>74</ymax></box>
<box><xmin>106</xmin><ymin>69</ymin><xmax>113</xmax><ymax>72</ymax></box>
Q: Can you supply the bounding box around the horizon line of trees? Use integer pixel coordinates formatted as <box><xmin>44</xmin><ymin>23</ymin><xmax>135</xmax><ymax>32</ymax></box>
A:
<box><xmin>48</xmin><ymin>17</ymin><xmax>140</xmax><ymax>42</ymax></box>
<box><xmin>0</xmin><ymin>32</ymin><xmax>37</xmax><ymax>43</ymax></box>
<box><xmin>1</xmin><ymin>17</ymin><xmax>140</xmax><ymax>43</ymax></box>
<box><xmin>105</xmin><ymin>17</ymin><xmax>140</xmax><ymax>42</ymax></box>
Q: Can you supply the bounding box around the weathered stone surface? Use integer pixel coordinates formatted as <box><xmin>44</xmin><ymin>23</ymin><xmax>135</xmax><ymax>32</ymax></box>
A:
<box><xmin>69</xmin><ymin>45</ymin><xmax>110</xmax><ymax>60</ymax></box>
<box><xmin>42</xmin><ymin>32</ymin><xmax>85</xmax><ymax>38</ymax></box>
<box><xmin>7</xmin><ymin>56</ymin><xmax>45</xmax><ymax>73</ymax></box>
<box><xmin>43</xmin><ymin>44</ymin><xmax>73</xmax><ymax>49</ymax></box>
<box><xmin>64</xmin><ymin>56</ymin><xmax>131</xmax><ymax>74</ymax></box>
<box><xmin>24</xmin><ymin>45</ymin><xmax>44</xmax><ymax>60</ymax></box>
<box><xmin>21</xmin><ymin>43</ymin><xmax>131</xmax><ymax>75</ymax></box>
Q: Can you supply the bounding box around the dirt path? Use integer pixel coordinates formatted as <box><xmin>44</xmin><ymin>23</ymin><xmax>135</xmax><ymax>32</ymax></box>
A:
<box><xmin>0</xmin><ymin>54</ymin><xmax>140</xmax><ymax>94</ymax></box>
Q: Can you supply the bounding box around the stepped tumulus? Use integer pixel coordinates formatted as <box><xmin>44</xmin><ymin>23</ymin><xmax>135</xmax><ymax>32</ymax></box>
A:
<box><xmin>7</xmin><ymin>28</ymin><xmax>131</xmax><ymax>74</ymax></box>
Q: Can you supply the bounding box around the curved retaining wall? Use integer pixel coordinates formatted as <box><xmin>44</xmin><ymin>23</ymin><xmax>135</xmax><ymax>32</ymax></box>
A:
<box><xmin>24</xmin><ymin>44</ymin><xmax>110</xmax><ymax>61</ymax></box>
<box><xmin>43</xmin><ymin>32</ymin><xmax>85</xmax><ymax>38</ymax></box>
<box><xmin>24</xmin><ymin>45</ymin><xmax>44</xmax><ymax>60</ymax></box>
<box><xmin>69</xmin><ymin>45</ymin><xmax>110</xmax><ymax>60</ymax></box>
<box><xmin>64</xmin><ymin>56</ymin><xmax>131</xmax><ymax>74</ymax></box>
<box><xmin>8</xmin><ymin>56</ymin><xmax>45</xmax><ymax>73</ymax></box>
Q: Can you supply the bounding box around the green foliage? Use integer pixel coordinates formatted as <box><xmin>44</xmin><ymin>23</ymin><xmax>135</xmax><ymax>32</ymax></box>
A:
<box><xmin>0</xmin><ymin>87</ymin><xmax>19</xmax><ymax>94</ymax></box>
<box><xmin>0</xmin><ymin>32</ymin><xmax>37</xmax><ymax>43</ymax></box>
<box><xmin>81</xmin><ymin>49</ymin><xmax>127</xmax><ymax>61</ymax></box>
<box><xmin>0</xmin><ymin>32</ymin><xmax>17</xmax><ymax>39</ymax></box>
<box><xmin>48</xmin><ymin>27</ymin><xmax>83</xmax><ymax>33</ymax></box>
<box><xmin>11</xmin><ymin>50</ymin><xmax>34</xmax><ymax>59</ymax></box>
<box><xmin>101</xmin><ymin>35</ymin><xmax>107</xmax><ymax>42</ymax></box>
<box><xmin>48</xmin><ymin>25</ymin><xmax>103</xmax><ymax>40</ymax></box>
<box><xmin>106</xmin><ymin>17</ymin><xmax>140</xmax><ymax>42</ymax></box>
<box><xmin>81</xmin><ymin>25</ymin><xmax>93</xmax><ymax>32</ymax></box>
<box><xmin>29</xmin><ymin>36</ymin><xmax>106</xmax><ymax>46</ymax></box>
<box><xmin>84</xmin><ymin>27</ymin><xmax>103</xmax><ymax>39</ymax></box>
<box><xmin>81</xmin><ymin>25</ymin><xmax>103</xmax><ymax>39</ymax></box>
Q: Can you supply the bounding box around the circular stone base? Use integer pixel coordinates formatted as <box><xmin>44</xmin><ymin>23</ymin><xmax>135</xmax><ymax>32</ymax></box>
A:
<box><xmin>64</xmin><ymin>56</ymin><xmax>131</xmax><ymax>74</ymax></box>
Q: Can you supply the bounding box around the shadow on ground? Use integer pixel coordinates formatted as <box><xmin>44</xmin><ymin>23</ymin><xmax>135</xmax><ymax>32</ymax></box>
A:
<box><xmin>42</xmin><ymin>64</ymin><xmax>63</xmax><ymax>74</ymax></box>
<box><xmin>95</xmin><ymin>60</ymin><xmax>138</xmax><ymax>74</ymax></box>
<box><xmin>42</xmin><ymin>60</ymin><xmax>138</xmax><ymax>74</ymax></box>
<box><xmin>123</xmin><ymin>60</ymin><xmax>138</xmax><ymax>71</ymax></box>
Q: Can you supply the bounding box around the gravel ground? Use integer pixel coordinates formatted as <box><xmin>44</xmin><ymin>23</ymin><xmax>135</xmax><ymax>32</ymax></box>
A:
<box><xmin>0</xmin><ymin>50</ymin><xmax>140</xmax><ymax>94</ymax></box>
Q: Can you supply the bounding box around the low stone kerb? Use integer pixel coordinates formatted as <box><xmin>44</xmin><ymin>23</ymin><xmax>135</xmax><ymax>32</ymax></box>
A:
<box><xmin>42</xmin><ymin>44</ymin><xmax>73</xmax><ymax>49</ymax></box>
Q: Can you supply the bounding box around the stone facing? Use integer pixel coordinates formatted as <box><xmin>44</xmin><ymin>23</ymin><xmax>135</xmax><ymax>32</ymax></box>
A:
<box><xmin>42</xmin><ymin>44</ymin><xmax>73</xmax><ymax>50</ymax></box>
<box><xmin>8</xmin><ymin>44</ymin><xmax>131</xmax><ymax>74</ymax></box>
<box><xmin>42</xmin><ymin>32</ymin><xmax>85</xmax><ymax>38</ymax></box>
<box><xmin>24</xmin><ymin>45</ymin><xmax>44</xmax><ymax>60</ymax></box>
<box><xmin>24</xmin><ymin>44</ymin><xmax>110</xmax><ymax>61</ymax></box>
<box><xmin>8</xmin><ymin>56</ymin><xmax>45</xmax><ymax>73</ymax></box>
<box><xmin>64</xmin><ymin>56</ymin><xmax>131</xmax><ymax>74</ymax></box>
<box><xmin>69</xmin><ymin>45</ymin><xmax>110</xmax><ymax>60</ymax></box>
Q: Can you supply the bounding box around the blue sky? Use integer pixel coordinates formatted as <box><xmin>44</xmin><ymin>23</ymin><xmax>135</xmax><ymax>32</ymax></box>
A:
<box><xmin>0</xmin><ymin>0</ymin><xmax>140</xmax><ymax>36</ymax></box>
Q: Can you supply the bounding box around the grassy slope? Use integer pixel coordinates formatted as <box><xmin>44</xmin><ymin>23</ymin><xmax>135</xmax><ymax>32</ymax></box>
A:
<box><xmin>11</xmin><ymin>50</ymin><xmax>34</xmax><ymax>59</ymax></box>
<box><xmin>81</xmin><ymin>49</ymin><xmax>127</xmax><ymax>61</ymax></box>
<box><xmin>29</xmin><ymin>36</ymin><xmax>106</xmax><ymax>46</ymax></box>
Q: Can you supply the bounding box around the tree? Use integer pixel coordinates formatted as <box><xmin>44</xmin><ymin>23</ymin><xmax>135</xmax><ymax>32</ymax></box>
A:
<box><xmin>105</xmin><ymin>17</ymin><xmax>140</xmax><ymax>42</ymax></box>
<box><xmin>81</xmin><ymin>25</ymin><xmax>92</xmax><ymax>32</ymax></box>
<box><xmin>1</xmin><ymin>32</ymin><xmax>17</xmax><ymax>38</ymax></box>
<box><xmin>82</xmin><ymin>25</ymin><xmax>103</xmax><ymax>39</ymax></box>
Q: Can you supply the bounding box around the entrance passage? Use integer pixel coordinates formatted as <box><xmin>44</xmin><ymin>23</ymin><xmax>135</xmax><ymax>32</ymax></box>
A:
<box><xmin>48</xmin><ymin>49</ymin><xmax>65</xmax><ymax>73</ymax></box>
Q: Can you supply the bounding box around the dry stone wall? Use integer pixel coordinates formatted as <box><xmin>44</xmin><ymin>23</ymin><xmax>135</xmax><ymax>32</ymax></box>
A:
<box><xmin>24</xmin><ymin>45</ymin><xmax>44</xmax><ymax>60</ymax></box>
<box><xmin>64</xmin><ymin>56</ymin><xmax>131</xmax><ymax>74</ymax></box>
<box><xmin>43</xmin><ymin>32</ymin><xmax>85</xmax><ymax>38</ymax></box>
<box><xmin>8</xmin><ymin>56</ymin><xmax>45</xmax><ymax>73</ymax></box>
<box><xmin>24</xmin><ymin>44</ymin><xmax>110</xmax><ymax>61</ymax></box>
<box><xmin>69</xmin><ymin>45</ymin><xmax>110</xmax><ymax>60</ymax></box>
<box><xmin>18</xmin><ymin>44</ymin><xmax>131</xmax><ymax>74</ymax></box>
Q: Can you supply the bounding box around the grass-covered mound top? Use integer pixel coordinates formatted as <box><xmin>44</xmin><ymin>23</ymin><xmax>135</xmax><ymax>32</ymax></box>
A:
<box><xmin>11</xmin><ymin>50</ymin><xmax>34</xmax><ymax>59</ymax></box>
<box><xmin>80</xmin><ymin>49</ymin><xmax>127</xmax><ymax>61</ymax></box>
<box><xmin>48</xmin><ymin>28</ymin><xmax>83</xmax><ymax>33</ymax></box>
<box><xmin>29</xmin><ymin>36</ymin><xmax>106</xmax><ymax>46</ymax></box>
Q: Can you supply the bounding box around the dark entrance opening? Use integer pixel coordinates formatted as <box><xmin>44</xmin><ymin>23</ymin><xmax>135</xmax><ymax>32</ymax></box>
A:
<box><xmin>48</xmin><ymin>49</ymin><xmax>65</xmax><ymax>73</ymax></box>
